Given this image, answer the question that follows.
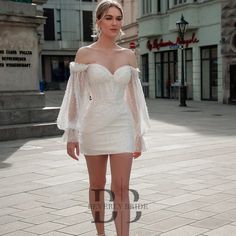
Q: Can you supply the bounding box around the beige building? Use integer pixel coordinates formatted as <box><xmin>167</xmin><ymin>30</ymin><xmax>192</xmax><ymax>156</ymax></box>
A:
<box><xmin>118</xmin><ymin>0</ymin><xmax>139</xmax><ymax>50</ymax></box>
<box><xmin>138</xmin><ymin>0</ymin><xmax>224</xmax><ymax>102</ymax></box>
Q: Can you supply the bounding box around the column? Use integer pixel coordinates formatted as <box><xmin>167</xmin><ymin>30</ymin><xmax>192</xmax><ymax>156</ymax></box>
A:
<box><xmin>217</xmin><ymin>44</ymin><xmax>223</xmax><ymax>103</ymax></box>
<box><xmin>151</xmin><ymin>0</ymin><xmax>157</xmax><ymax>14</ymax></box>
<box><xmin>192</xmin><ymin>45</ymin><xmax>201</xmax><ymax>101</ymax></box>
<box><xmin>149</xmin><ymin>51</ymin><xmax>156</xmax><ymax>98</ymax></box>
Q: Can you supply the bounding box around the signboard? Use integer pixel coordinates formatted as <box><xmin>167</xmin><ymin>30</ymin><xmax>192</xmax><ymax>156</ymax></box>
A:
<box><xmin>0</xmin><ymin>50</ymin><xmax>32</xmax><ymax>68</ymax></box>
<box><xmin>147</xmin><ymin>33</ymin><xmax>199</xmax><ymax>51</ymax></box>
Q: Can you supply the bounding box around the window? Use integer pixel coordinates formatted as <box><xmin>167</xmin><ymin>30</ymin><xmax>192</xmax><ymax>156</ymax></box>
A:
<box><xmin>155</xmin><ymin>51</ymin><xmax>178</xmax><ymax>98</ymax></box>
<box><xmin>157</xmin><ymin>0</ymin><xmax>161</xmax><ymax>13</ymax></box>
<box><xmin>141</xmin><ymin>54</ymin><xmax>149</xmax><ymax>98</ymax></box>
<box><xmin>142</xmin><ymin>0</ymin><xmax>152</xmax><ymax>15</ymax></box>
<box><xmin>55</xmin><ymin>9</ymin><xmax>62</xmax><ymax>41</ymax></box>
<box><xmin>174</xmin><ymin>0</ymin><xmax>187</xmax><ymax>5</ymax></box>
<box><xmin>83</xmin><ymin>11</ymin><xmax>93</xmax><ymax>42</ymax></box>
<box><xmin>43</xmin><ymin>8</ymin><xmax>55</xmax><ymax>41</ymax></box>
<box><xmin>185</xmin><ymin>48</ymin><xmax>193</xmax><ymax>99</ymax></box>
<box><xmin>201</xmin><ymin>46</ymin><xmax>218</xmax><ymax>101</ymax></box>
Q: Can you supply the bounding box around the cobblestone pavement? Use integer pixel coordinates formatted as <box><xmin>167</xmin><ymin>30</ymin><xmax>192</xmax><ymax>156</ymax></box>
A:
<box><xmin>0</xmin><ymin>96</ymin><xmax>236</xmax><ymax>236</ymax></box>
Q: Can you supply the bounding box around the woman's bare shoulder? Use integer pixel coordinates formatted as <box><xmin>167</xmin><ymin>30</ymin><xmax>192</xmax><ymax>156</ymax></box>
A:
<box><xmin>121</xmin><ymin>48</ymin><xmax>137</xmax><ymax>68</ymax></box>
<box><xmin>75</xmin><ymin>46</ymin><xmax>94</xmax><ymax>64</ymax></box>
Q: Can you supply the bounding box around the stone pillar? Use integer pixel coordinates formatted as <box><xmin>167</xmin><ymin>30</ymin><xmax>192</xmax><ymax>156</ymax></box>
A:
<box><xmin>0</xmin><ymin>0</ymin><xmax>46</xmax><ymax>108</ymax></box>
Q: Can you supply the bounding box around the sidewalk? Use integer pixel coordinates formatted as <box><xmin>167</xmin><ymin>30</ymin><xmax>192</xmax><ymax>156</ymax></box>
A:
<box><xmin>0</xmin><ymin>95</ymin><xmax>236</xmax><ymax>236</ymax></box>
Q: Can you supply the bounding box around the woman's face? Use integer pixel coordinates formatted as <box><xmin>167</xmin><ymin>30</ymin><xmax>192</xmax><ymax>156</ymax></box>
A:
<box><xmin>97</xmin><ymin>6</ymin><xmax>123</xmax><ymax>39</ymax></box>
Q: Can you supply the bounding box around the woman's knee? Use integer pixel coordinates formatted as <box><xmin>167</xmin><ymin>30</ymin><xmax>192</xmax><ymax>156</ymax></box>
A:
<box><xmin>89</xmin><ymin>177</ymin><xmax>106</xmax><ymax>190</ymax></box>
<box><xmin>111</xmin><ymin>181</ymin><xmax>129</xmax><ymax>198</ymax></box>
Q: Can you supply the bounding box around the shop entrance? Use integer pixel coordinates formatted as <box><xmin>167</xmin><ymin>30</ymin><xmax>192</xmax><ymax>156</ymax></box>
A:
<box><xmin>230</xmin><ymin>64</ymin><xmax>236</xmax><ymax>102</ymax></box>
<box><xmin>201</xmin><ymin>46</ymin><xmax>218</xmax><ymax>101</ymax></box>
<box><xmin>155</xmin><ymin>50</ymin><xmax>178</xmax><ymax>98</ymax></box>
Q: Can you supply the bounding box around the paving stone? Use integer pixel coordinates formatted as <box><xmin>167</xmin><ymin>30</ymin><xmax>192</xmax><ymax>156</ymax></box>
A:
<box><xmin>0</xmin><ymin>207</ymin><xmax>21</xmax><ymax>217</ymax></box>
<box><xmin>138</xmin><ymin>210</ymin><xmax>179</xmax><ymax>224</ymax></box>
<box><xmin>159</xmin><ymin>225</ymin><xmax>209</xmax><ymax>236</ymax></box>
<box><xmin>21</xmin><ymin>213</ymin><xmax>63</xmax><ymax>225</ymax></box>
<box><xmin>157</xmin><ymin>194</ymin><xmax>203</xmax><ymax>206</ymax></box>
<box><xmin>190</xmin><ymin>216</ymin><xmax>232</xmax><ymax>229</ymax></box>
<box><xmin>179</xmin><ymin>210</ymin><xmax>216</xmax><ymax>220</ymax></box>
<box><xmin>52</xmin><ymin>212</ymin><xmax>91</xmax><ymax>226</ymax></box>
<box><xmin>142</xmin><ymin>216</ymin><xmax>195</xmax><ymax>232</ymax></box>
<box><xmin>23</xmin><ymin>222</ymin><xmax>65</xmax><ymax>234</ymax></box>
<box><xmin>57</xmin><ymin>221</ymin><xmax>97</xmax><ymax>235</ymax></box>
<box><xmin>205</xmin><ymin>225</ymin><xmax>236</xmax><ymax>236</ymax></box>
<box><xmin>3</xmin><ymin>231</ymin><xmax>36</xmax><ymax>236</ymax></box>
<box><xmin>10</xmin><ymin>207</ymin><xmax>54</xmax><ymax>219</ymax></box>
<box><xmin>0</xmin><ymin>221</ymin><xmax>33</xmax><ymax>235</ymax></box>
<box><xmin>50</xmin><ymin>205</ymin><xmax>88</xmax><ymax>217</ymax></box>
<box><xmin>41</xmin><ymin>232</ymin><xmax>74</xmax><ymax>236</ymax></box>
<box><xmin>0</xmin><ymin>215</ymin><xmax>22</xmax><ymax>225</ymax></box>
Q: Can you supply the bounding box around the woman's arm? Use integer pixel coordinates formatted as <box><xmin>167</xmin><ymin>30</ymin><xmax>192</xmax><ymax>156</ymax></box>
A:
<box><xmin>125</xmin><ymin>49</ymin><xmax>150</xmax><ymax>158</ymax></box>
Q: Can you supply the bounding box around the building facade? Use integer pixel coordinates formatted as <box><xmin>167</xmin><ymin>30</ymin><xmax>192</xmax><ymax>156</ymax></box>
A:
<box><xmin>118</xmin><ymin>0</ymin><xmax>138</xmax><ymax>50</ymax></box>
<box><xmin>138</xmin><ymin>0</ymin><xmax>224</xmax><ymax>102</ymax></box>
<box><xmin>221</xmin><ymin>0</ymin><xmax>236</xmax><ymax>104</ymax></box>
<box><xmin>41</xmin><ymin>0</ymin><xmax>97</xmax><ymax>89</ymax></box>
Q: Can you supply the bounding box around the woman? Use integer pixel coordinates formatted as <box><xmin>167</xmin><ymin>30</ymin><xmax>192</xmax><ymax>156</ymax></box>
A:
<box><xmin>57</xmin><ymin>0</ymin><xmax>150</xmax><ymax>235</ymax></box>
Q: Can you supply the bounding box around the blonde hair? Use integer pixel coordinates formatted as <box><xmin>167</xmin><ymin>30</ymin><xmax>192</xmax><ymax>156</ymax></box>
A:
<box><xmin>92</xmin><ymin>0</ymin><xmax>124</xmax><ymax>39</ymax></box>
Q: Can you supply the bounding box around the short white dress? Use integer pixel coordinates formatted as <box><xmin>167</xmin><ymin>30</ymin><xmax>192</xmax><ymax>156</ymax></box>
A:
<box><xmin>57</xmin><ymin>62</ymin><xmax>150</xmax><ymax>155</ymax></box>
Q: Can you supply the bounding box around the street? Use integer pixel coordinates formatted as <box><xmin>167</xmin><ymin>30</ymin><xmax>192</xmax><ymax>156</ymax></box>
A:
<box><xmin>0</xmin><ymin>97</ymin><xmax>236</xmax><ymax>235</ymax></box>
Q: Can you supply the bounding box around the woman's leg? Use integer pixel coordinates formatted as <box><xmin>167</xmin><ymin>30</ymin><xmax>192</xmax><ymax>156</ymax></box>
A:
<box><xmin>110</xmin><ymin>153</ymin><xmax>133</xmax><ymax>236</ymax></box>
<box><xmin>85</xmin><ymin>155</ymin><xmax>108</xmax><ymax>235</ymax></box>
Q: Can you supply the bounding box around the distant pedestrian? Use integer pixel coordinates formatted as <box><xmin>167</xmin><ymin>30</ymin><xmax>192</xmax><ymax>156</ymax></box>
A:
<box><xmin>57</xmin><ymin>0</ymin><xmax>150</xmax><ymax>235</ymax></box>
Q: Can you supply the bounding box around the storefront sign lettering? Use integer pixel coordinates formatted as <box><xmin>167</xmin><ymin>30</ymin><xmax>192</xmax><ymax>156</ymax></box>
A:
<box><xmin>0</xmin><ymin>49</ymin><xmax>32</xmax><ymax>68</ymax></box>
<box><xmin>147</xmin><ymin>33</ymin><xmax>199</xmax><ymax>51</ymax></box>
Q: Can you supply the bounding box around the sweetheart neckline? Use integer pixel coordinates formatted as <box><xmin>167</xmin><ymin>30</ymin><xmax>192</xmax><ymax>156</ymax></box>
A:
<box><xmin>88</xmin><ymin>63</ymin><xmax>132</xmax><ymax>76</ymax></box>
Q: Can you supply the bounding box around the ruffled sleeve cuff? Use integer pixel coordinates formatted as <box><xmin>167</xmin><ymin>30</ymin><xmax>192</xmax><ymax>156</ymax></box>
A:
<box><xmin>69</xmin><ymin>62</ymin><xmax>89</xmax><ymax>73</ymax></box>
<box><xmin>62</xmin><ymin>129</ymin><xmax>79</xmax><ymax>142</ymax></box>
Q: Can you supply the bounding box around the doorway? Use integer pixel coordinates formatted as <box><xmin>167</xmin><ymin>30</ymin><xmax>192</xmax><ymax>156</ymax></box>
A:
<box><xmin>155</xmin><ymin>50</ymin><xmax>178</xmax><ymax>98</ymax></box>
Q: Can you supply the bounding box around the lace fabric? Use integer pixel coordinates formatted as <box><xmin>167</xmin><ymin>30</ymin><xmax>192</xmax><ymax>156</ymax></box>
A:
<box><xmin>57</xmin><ymin>62</ymin><xmax>150</xmax><ymax>153</ymax></box>
<box><xmin>126</xmin><ymin>67</ymin><xmax>150</xmax><ymax>152</ymax></box>
<box><xmin>57</xmin><ymin>63</ymin><xmax>89</xmax><ymax>142</ymax></box>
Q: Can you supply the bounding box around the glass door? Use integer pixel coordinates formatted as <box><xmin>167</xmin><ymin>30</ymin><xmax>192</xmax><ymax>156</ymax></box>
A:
<box><xmin>201</xmin><ymin>46</ymin><xmax>218</xmax><ymax>100</ymax></box>
<box><xmin>155</xmin><ymin>51</ymin><xmax>178</xmax><ymax>98</ymax></box>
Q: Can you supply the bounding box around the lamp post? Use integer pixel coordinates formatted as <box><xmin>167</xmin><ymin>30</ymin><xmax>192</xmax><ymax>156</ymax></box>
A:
<box><xmin>176</xmin><ymin>14</ymin><xmax>188</xmax><ymax>107</ymax></box>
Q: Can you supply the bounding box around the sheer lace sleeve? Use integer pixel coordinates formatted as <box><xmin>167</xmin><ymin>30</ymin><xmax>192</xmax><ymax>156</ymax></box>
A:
<box><xmin>125</xmin><ymin>67</ymin><xmax>150</xmax><ymax>152</ymax></box>
<box><xmin>57</xmin><ymin>62</ymin><xmax>89</xmax><ymax>142</ymax></box>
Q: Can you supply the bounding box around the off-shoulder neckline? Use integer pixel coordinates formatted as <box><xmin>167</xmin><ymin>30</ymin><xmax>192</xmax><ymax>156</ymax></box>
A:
<box><xmin>70</xmin><ymin>62</ymin><xmax>139</xmax><ymax>74</ymax></box>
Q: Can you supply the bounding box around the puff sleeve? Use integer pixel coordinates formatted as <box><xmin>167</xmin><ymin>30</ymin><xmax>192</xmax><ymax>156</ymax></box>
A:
<box><xmin>57</xmin><ymin>62</ymin><xmax>89</xmax><ymax>142</ymax></box>
<box><xmin>125</xmin><ymin>67</ymin><xmax>150</xmax><ymax>152</ymax></box>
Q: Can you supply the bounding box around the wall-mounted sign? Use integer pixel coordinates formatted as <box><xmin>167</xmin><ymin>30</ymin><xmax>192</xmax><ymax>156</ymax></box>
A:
<box><xmin>130</xmin><ymin>42</ymin><xmax>136</xmax><ymax>49</ymax></box>
<box><xmin>0</xmin><ymin>50</ymin><xmax>32</xmax><ymax>68</ymax></box>
<box><xmin>147</xmin><ymin>33</ymin><xmax>199</xmax><ymax>51</ymax></box>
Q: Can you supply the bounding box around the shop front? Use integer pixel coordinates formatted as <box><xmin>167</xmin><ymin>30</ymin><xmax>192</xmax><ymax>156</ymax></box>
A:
<box><xmin>140</xmin><ymin>28</ymin><xmax>222</xmax><ymax>102</ymax></box>
<box><xmin>144</xmin><ymin>32</ymin><xmax>200</xmax><ymax>100</ymax></box>
<box><xmin>138</xmin><ymin>0</ymin><xmax>223</xmax><ymax>102</ymax></box>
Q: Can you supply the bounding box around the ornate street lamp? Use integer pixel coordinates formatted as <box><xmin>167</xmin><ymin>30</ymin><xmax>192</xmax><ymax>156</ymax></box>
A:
<box><xmin>176</xmin><ymin>14</ymin><xmax>189</xmax><ymax>107</ymax></box>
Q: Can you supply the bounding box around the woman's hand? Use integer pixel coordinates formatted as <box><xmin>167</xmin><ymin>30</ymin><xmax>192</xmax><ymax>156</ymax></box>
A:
<box><xmin>133</xmin><ymin>152</ymin><xmax>141</xmax><ymax>159</ymax></box>
<box><xmin>67</xmin><ymin>142</ymin><xmax>80</xmax><ymax>161</ymax></box>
